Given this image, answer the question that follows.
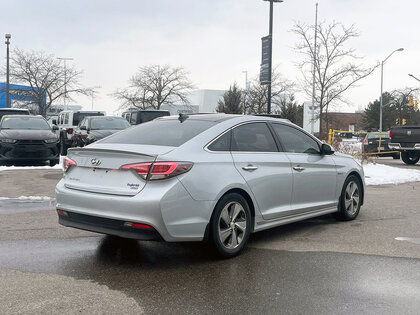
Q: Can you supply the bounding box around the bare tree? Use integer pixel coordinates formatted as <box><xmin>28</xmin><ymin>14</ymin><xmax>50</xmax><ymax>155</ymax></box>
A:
<box><xmin>292</xmin><ymin>22</ymin><xmax>378</xmax><ymax>135</ymax></box>
<box><xmin>244</xmin><ymin>68</ymin><xmax>294</xmax><ymax>114</ymax></box>
<box><xmin>6</xmin><ymin>49</ymin><xmax>88</xmax><ymax>116</ymax></box>
<box><xmin>113</xmin><ymin>65</ymin><xmax>195</xmax><ymax>110</ymax></box>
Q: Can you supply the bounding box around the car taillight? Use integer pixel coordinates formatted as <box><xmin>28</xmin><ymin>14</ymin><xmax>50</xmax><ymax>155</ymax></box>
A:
<box><xmin>389</xmin><ymin>130</ymin><xmax>392</xmax><ymax>139</ymax></box>
<box><xmin>363</xmin><ymin>138</ymin><xmax>368</xmax><ymax>145</ymax></box>
<box><xmin>121</xmin><ymin>162</ymin><xmax>193</xmax><ymax>180</ymax></box>
<box><xmin>63</xmin><ymin>157</ymin><xmax>76</xmax><ymax>171</ymax></box>
<box><xmin>67</xmin><ymin>128</ymin><xmax>73</xmax><ymax>134</ymax></box>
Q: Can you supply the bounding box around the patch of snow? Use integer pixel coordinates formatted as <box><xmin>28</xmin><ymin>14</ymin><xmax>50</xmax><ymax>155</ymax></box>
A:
<box><xmin>0</xmin><ymin>157</ymin><xmax>63</xmax><ymax>172</ymax></box>
<box><xmin>0</xmin><ymin>196</ymin><xmax>54</xmax><ymax>201</ymax></box>
<box><xmin>363</xmin><ymin>163</ymin><xmax>420</xmax><ymax>185</ymax></box>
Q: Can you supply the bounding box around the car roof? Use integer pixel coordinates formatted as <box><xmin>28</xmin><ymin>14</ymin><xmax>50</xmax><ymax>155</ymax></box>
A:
<box><xmin>86</xmin><ymin>116</ymin><xmax>124</xmax><ymax>120</ymax></box>
<box><xmin>1</xmin><ymin>115</ymin><xmax>44</xmax><ymax>119</ymax></box>
<box><xmin>0</xmin><ymin>108</ymin><xmax>29</xmax><ymax>111</ymax></box>
<box><xmin>157</xmin><ymin>113</ymin><xmax>290</xmax><ymax>123</ymax></box>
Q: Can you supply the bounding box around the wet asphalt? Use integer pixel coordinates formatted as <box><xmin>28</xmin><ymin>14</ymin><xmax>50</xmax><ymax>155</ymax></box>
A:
<box><xmin>1</xmin><ymin>167</ymin><xmax>420</xmax><ymax>314</ymax></box>
<box><xmin>1</xmin><ymin>236</ymin><xmax>420</xmax><ymax>314</ymax></box>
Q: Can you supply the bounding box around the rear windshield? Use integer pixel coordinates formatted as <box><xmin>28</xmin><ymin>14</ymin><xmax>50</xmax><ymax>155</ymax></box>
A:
<box><xmin>73</xmin><ymin>112</ymin><xmax>104</xmax><ymax>126</ymax></box>
<box><xmin>0</xmin><ymin>117</ymin><xmax>50</xmax><ymax>130</ymax></box>
<box><xmin>101</xmin><ymin>119</ymin><xmax>216</xmax><ymax>147</ymax></box>
<box><xmin>0</xmin><ymin>110</ymin><xmax>29</xmax><ymax>121</ymax></box>
<box><xmin>91</xmin><ymin>118</ymin><xmax>131</xmax><ymax>130</ymax></box>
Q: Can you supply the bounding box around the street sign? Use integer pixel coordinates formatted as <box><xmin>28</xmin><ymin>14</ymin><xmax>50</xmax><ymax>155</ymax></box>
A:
<box><xmin>260</xmin><ymin>35</ymin><xmax>271</xmax><ymax>85</ymax></box>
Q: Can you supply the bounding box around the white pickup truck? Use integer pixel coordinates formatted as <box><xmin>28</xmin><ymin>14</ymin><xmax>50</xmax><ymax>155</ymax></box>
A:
<box><xmin>54</xmin><ymin>110</ymin><xmax>105</xmax><ymax>155</ymax></box>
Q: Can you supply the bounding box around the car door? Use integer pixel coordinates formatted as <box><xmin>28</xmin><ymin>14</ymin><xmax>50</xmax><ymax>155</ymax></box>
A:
<box><xmin>271</xmin><ymin>123</ymin><xmax>338</xmax><ymax>214</ymax></box>
<box><xmin>230</xmin><ymin>122</ymin><xmax>293</xmax><ymax>220</ymax></box>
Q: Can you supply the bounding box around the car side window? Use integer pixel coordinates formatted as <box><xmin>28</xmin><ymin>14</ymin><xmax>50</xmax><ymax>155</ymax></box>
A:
<box><xmin>208</xmin><ymin>130</ymin><xmax>231</xmax><ymax>152</ymax></box>
<box><xmin>272</xmin><ymin>123</ymin><xmax>320</xmax><ymax>154</ymax></box>
<box><xmin>231</xmin><ymin>123</ymin><xmax>278</xmax><ymax>152</ymax></box>
<box><xmin>64</xmin><ymin>113</ymin><xmax>69</xmax><ymax>125</ymax></box>
<box><xmin>130</xmin><ymin>112</ymin><xmax>137</xmax><ymax>125</ymax></box>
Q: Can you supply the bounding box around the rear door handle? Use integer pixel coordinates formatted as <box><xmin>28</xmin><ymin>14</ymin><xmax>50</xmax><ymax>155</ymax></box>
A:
<box><xmin>242</xmin><ymin>165</ymin><xmax>258</xmax><ymax>171</ymax></box>
<box><xmin>293</xmin><ymin>166</ymin><xmax>305</xmax><ymax>172</ymax></box>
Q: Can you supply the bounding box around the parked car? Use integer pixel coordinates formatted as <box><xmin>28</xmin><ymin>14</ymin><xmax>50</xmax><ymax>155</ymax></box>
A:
<box><xmin>122</xmin><ymin>109</ymin><xmax>170</xmax><ymax>125</ymax></box>
<box><xmin>362</xmin><ymin>133</ymin><xmax>399</xmax><ymax>159</ymax></box>
<box><xmin>389</xmin><ymin>125</ymin><xmax>420</xmax><ymax>165</ymax></box>
<box><xmin>55</xmin><ymin>110</ymin><xmax>105</xmax><ymax>155</ymax></box>
<box><xmin>56</xmin><ymin>114</ymin><xmax>364</xmax><ymax>257</ymax></box>
<box><xmin>71</xmin><ymin>116</ymin><xmax>131</xmax><ymax>147</ymax></box>
<box><xmin>0</xmin><ymin>115</ymin><xmax>59</xmax><ymax>166</ymax></box>
<box><xmin>0</xmin><ymin>108</ymin><xmax>30</xmax><ymax>121</ymax></box>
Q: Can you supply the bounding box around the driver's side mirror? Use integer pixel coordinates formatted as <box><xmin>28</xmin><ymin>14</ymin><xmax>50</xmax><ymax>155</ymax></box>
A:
<box><xmin>52</xmin><ymin>125</ymin><xmax>59</xmax><ymax>131</ymax></box>
<box><xmin>321</xmin><ymin>143</ymin><xmax>334</xmax><ymax>155</ymax></box>
<box><xmin>80</xmin><ymin>126</ymin><xmax>87</xmax><ymax>130</ymax></box>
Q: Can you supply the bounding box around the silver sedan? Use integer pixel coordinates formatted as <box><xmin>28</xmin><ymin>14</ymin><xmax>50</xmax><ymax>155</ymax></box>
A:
<box><xmin>56</xmin><ymin>114</ymin><xmax>364</xmax><ymax>257</ymax></box>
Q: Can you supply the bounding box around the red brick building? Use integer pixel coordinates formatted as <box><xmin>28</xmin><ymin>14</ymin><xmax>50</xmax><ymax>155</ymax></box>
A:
<box><xmin>322</xmin><ymin>112</ymin><xmax>364</xmax><ymax>132</ymax></box>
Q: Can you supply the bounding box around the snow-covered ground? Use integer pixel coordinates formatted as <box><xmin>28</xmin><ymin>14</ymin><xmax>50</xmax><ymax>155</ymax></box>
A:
<box><xmin>363</xmin><ymin>163</ymin><xmax>420</xmax><ymax>186</ymax></box>
<box><xmin>0</xmin><ymin>157</ymin><xmax>63</xmax><ymax>172</ymax></box>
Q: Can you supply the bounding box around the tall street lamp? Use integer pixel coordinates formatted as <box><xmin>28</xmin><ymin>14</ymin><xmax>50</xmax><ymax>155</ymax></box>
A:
<box><xmin>57</xmin><ymin>57</ymin><xmax>74</xmax><ymax>111</ymax></box>
<box><xmin>408</xmin><ymin>73</ymin><xmax>420</xmax><ymax>83</ymax></box>
<box><xmin>263</xmin><ymin>0</ymin><xmax>283</xmax><ymax>114</ymax></box>
<box><xmin>379</xmin><ymin>48</ymin><xmax>403</xmax><ymax>132</ymax></box>
<box><xmin>5</xmin><ymin>34</ymin><xmax>11</xmax><ymax>108</ymax></box>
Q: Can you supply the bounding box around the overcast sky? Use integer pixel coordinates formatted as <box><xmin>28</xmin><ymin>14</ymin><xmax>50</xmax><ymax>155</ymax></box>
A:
<box><xmin>0</xmin><ymin>0</ymin><xmax>418</xmax><ymax>114</ymax></box>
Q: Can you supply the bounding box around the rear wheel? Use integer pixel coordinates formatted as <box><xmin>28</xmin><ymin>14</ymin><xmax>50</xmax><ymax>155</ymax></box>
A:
<box><xmin>401</xmin><ymin>152</ymin><xmax>420</xmax><ymax>165</ymax></box>
<box><xmin>337</xmin><ymin>175</ymin><xmax>362</xmax><ymax>221</ymax></box>
<box><xmin>210</xmin><ymin>193</ymin><xmax>251</xmax><ymax>257</ymax></box>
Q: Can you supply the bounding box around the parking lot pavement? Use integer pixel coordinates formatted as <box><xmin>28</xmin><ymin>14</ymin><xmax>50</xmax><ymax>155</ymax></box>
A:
<box><xmin>0</xmin><ymin>169</ymin><xmax>420</xmax><ymax>314</ymax></box>
<box><xmin>373</xmin><ymin>156</ymin><xmax>420</xmax><ymax>170</ymax></box>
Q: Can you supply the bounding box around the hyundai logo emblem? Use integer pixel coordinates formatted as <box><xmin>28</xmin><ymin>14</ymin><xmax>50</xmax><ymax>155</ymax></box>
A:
<box><xmin>91</xmin><ymin>158</ymin><xmax>101</xmax><ymax>166</ymax></box>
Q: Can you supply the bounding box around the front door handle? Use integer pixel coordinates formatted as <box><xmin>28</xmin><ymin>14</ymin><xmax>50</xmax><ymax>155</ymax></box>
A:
<box><xmin>293</xmin><ymin>165</ymin><xmax>305</xmax><ymax>172</ymax></box>
<box><xmin>242</xmin><ymin>165</ymin><xmax>258</xmax><ymax>171</ymax></box>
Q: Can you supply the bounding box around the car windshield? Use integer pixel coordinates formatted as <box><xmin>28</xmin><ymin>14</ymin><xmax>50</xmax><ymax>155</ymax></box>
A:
<box><xmin>101</xmin><ymin>119</ymin><xmax>217</xmax><ymax>147</ymax></box>
<box><xmin>0</xmin><ymin>117</ymin><xmax>50</xmax><ymax>130</ymax></box>
<box><xmin>90</xmin><ymin>118</ymin><xmax>131</xmax><ymax>130</ymax></box>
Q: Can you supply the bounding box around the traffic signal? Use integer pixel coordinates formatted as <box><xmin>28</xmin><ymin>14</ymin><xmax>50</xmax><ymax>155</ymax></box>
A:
<box><xmin>402</xmin><ymin>118</ymin><xmax>407</xmax><ymax>125</ymax></box>
<box><xmin>415</xmin><ymin>100</ymin><xmax>419</xmax><ymax>111</ymax></box>
<box><xmin>395</xmin><ymin>118</ymin><xmax>399</xmax><ymax>124</ymax></box>
<box><xmin>409</xmin><ymin>95</ymin><xmax>414</xmax><ymax>106</ymax></box>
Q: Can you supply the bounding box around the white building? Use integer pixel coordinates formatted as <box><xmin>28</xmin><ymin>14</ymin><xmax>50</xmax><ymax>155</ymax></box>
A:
<box><xmin>302</xmin><ymin>101</ymin><xmax>320</xmax><ymax>134</ymax></box>
<box><xmin>187</xmin><ymin>89</ymin><xmax>226</xmax><ymax>113</ymax></box>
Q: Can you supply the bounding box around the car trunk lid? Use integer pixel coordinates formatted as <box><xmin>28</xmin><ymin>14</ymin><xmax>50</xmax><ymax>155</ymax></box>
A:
<box><xmin>64</xmin><ymin>144</ymin><xmax>175</xmax><ymax>196</ymax></box>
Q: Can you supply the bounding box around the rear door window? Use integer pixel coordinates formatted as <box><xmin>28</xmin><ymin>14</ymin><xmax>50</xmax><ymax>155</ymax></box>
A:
<box><xmin>231</xmin><ymin>123</ymin><xmax>278</xmax><ymax>152</ymax></box>
<box><xmin>208</xmin><ymin>131</ymin><xmax>231</xmax><ymax>151</ymax></box>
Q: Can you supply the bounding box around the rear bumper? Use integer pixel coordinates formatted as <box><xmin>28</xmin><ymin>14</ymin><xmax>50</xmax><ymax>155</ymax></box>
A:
<box><xmin>0</xmin><ymin>142</ymin><xmax>59</xmax><ymax>161</ymax></box>
<box><xmin>55</xmin><ymin>178</ymin><xmax>213</xmax><ymax>242</ymax></box>
<box><xmin>388</xmin><ymin>143</ymin><xmax>420</xmax><ymax>151</ymax></box>
<box><xmin>58</xmin><ymin>211</ymin><xmax>163</xmax><ymax>240</ymax></box>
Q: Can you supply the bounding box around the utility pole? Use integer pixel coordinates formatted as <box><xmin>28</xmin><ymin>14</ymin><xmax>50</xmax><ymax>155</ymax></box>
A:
<box><xmin>242</xmin><ymin>70</ymin><xmax>249</xmax><ymax>114</ymax></box>
<box><xmin>5</xmin><ymin>34</ymin><xmax>11</xmax><ymax>108</ymax></box>
<box><xmin>57</xmin><ymin>57</ymin><xmax>73</xmax><ymax>111</ymax></box>
<box><xmin>311</xmin><ymin>3</ymin><xmax>318</xmax><ymax>135</ymax></box>
<box><xmin>90</xmin><ymin>86</ymin><xmax>101</xmax><ymax>110</ymax></box>
<box><xmin>262</xmin><ymin>0</ymin><xmax>283</xmax><ymax>114</ymax></box>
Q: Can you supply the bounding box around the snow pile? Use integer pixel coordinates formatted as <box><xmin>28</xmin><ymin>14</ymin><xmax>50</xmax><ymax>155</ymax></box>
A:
<box><xmin>0</xmin><ymin>196</ymin><xmax>54</xmax><ymax>201</ymax></box>
<box><xmin>363</xmin><ymin>163</ymin><xmax>420</xmax><ymax>185</ymax></box>
<box><xmin>0</xmin><ymin>157</ymin><xmax>63</xmax><ymax>172</ymax></box>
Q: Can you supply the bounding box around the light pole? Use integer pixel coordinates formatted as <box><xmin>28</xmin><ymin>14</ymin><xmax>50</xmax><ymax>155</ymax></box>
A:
<box><xmin>408</xmin><ymin>73</ymin><xmax>420</xmax><ymax>83</ymax></box>
<box><xmin>90</xmin><ymin>86</ymin><xmax>101</xmax><ymax>110</ymax></box>
<box><xmin>5</xmin><ymin>34</ymin><xmax>11</xmax><ymax>108</ymax></box>
<box><xmin>57</xmin><ymin>57</ymin><xmax>73</xmax><ymax>111</ymax></box>
<box><xmin>263</xmin><ymin>0</ymin><xmax>283</xmax><ymax>114</ymax></box>
<box><xmin>379</xmin><ymin>48</ymin><xmax>403</xmax><ymax>132</ymax></box>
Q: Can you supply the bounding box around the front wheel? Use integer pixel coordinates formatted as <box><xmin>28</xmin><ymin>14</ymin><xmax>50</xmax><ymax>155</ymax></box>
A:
<box><xmin>337</xmin><ymin>175</ymin><xmax>362</xmax><ymax>221</ymax></box>
<box><xmin>210</xmin><ymin>193</ymin><xmax>251</xmax><ymax>257</ymax></box>
<box><xmin>401</xmin><ymin>151</ymin><xmax>420</xmax><ymax>165</ymax></box>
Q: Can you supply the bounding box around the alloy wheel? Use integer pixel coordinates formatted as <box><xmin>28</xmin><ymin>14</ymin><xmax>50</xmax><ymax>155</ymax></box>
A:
<box><xmin>217</xmin><ymin>201</ymin><xmax>247</xmax><ymax>249</ymax></box>
<box><xmin>344</xmin><ymin>181</ymin><xmax>360</xmax><ymax>216</ymax></box>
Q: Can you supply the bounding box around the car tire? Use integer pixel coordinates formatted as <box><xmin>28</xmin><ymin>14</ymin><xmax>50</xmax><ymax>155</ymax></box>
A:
<box><xmin>210</xmin><ymin>193</ymin><xmax>251</xmax><ymax>257</ymax></box>
<box><xmin>337</xmin><ymin>175</ymin><xmax>362</xmax><ymax>221</ymax></box>
<box><xmin>50</xmin><ymin>159</ymin><xmax>59</xmax><ymax>167</ymax></box>
<box><xmin>401</xmin><ymin>152</ymin><xmax>420</xmax><ymax>165</ymax></box>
